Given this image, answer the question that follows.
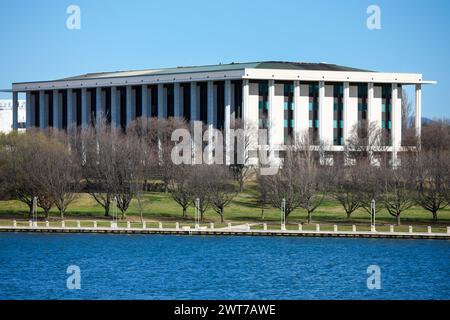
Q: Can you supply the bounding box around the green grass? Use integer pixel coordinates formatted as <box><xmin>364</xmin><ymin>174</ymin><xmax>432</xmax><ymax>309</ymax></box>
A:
<box><xmin>0</xmin><ymin>184</ymin><xmax>449</xmax><ymax>229</ymax></box>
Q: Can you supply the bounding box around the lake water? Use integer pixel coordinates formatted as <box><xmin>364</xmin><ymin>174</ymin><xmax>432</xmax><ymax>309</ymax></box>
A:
<box><xmin>0</xmin><ymin>233</ymin><xmax>449</xmax><ymax>300</ymax></box>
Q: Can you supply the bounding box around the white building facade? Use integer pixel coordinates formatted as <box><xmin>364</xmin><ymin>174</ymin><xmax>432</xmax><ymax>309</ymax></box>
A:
<box><xmin>10</xmin><ymin>61</ymin><xmax>435</xmax><ymax>164</ymax></box>
<box><xmin>0</xmin><ymin>99</ymin><xmax>26</xmax><ymax>133</ymax></box>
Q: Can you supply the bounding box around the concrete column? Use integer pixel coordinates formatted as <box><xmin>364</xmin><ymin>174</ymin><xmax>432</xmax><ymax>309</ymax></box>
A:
<box><xmin>157</xmin><ymin>83</ymin><xmax>164</xmax><ymax>118</ymax></box>
<box><xmin>207</xmin><ymin>81</ymin><xmax>214</xmax><ymax>162</ymax></box>
<box><xmin>39</xmin><ymin>91</ymin><xmax>47</xmax><ymax>129</ymax></box>
<box><xmin>31</xmin><ymin>93</ymin><xmax>36</xmax><ymax>127</ymax></box>
<box><xmin>95</xmin><ymin>87</ymin><xmax>103</xmax><ymax>127</ymax></box>
<box><xmin>67</xmin><ymin>89</ymin><xmax>74</xmax><ymax>129</ymax></box>
<box><xmin>12</xmin><ymin>91</ymin><xmax>18</xmax><ymax>130</ymax></box>
<box><xmin>25</xmin><ymin>91</ymin><xmax>32</xmax><ymax>128</ymax></box>
<box><xmin>242</xmin><ymin>79</ymin><xmax>250</xmax><ymax>164</ymax></box>
<box><xmin>268</xmin><ymin>79</ymin><xmax>275</xmax><ymax>146</ymax></box>
<box><xmin>242</xmin><ymin>79</ymin><xmax>249</xmax><ymax>125</ymax></box>
<box><xmin>207</xmin><ymin>81</ymin><xmax>214</xmax><ymax>127</ymax></box>
<box><xmin>174</xmin><ymin>82</ymin><xmax>181</xmax><ymax>118</ymax></box>
<box><xmin>415</xmin><ymin>84</ymin><xmax>422</xmax><ymax>143</ymax></box>
<box><xmin>52</xmin><ymin>90</ymin><xmax>61</xmax><ymax>129</ymax></box>
<box><xmin>367</xmin><ymin>82</ymin><xmax>374</xmax><ymax>127</ymax></box>
<box><xmin>224</xmin><ymin>80</ymin><xmax>231</xmax><ymax>165</ymax></box>
<box><xmin>318</xmin><ymin>81</ymin><xmax>325</xmax><ymax>144</ymax></box>
<box><xmin>230</xmin><ymin>82</ymin><xmax>236</xmax><ymax>128</ymax></box>
<box><xmin>81</xmin><ymin>88</ymin><xmax>89</xmax><ymax>128</ymax></box>
<box><xmin>391</xmin><ymin>83</ymin><xmax>400</xmax><ymax>166</ymax></box>
<box><xmin>141</xmin><ymin>85</ymin><xmax>149</xmax><ymax>118</ymax></box>
<box><xmin>190</xmin><ymin>82</ymin><xmax>197</xmax><ymax>121</ymax></box>
<box><xmin>111</xmin><ymin>86</ymin><xmax>119</xmax><ymax>128</ymax></box>
<box><xmin>293</xmin><ymin>80</ymin><xmax>301</xmax><ymax>141</ymax></box>
<box><xmin>213</xmin><ymin>83</ymin><xmax>218</xmax><ymax>126</ymax></box>
<box><xmin>179</xmin><ymin>85</ymin><xmax>184</xmax><ymax>119</ymax></box>
<box><xmin>126</xmin><ymin>85</ymin><xmax>134</xmax><ymax>127</ymax></box>
<box><xmin>343</xmin><ymin>82</ymin><xmax>350</xmax><ymax>143</ymax></box>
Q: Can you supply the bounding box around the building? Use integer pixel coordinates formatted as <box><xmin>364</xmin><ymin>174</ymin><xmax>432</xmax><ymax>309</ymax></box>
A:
<box><xmin>9</xmin><ymin>61</ymin><xmax>436</xmax><ymax>164</ymax></box>
<box><xmin>0</xmin><ymin>99</ymin><xmax>26</xmax><ymax>133</ymax></box>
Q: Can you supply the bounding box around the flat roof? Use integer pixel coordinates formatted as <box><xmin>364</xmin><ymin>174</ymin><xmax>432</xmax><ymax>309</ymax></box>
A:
<box><xmin>11</xmin><ymin>61</ymin><xmax>436</xmax><ymax>91</ymax></box>
<box><xmin>47</xmin><ymin>61</ymin><xmax>374</xmax><ymax>82</ymax></box>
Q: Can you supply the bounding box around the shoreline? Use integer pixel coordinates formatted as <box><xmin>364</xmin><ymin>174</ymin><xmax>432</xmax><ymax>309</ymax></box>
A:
<box><xmin>1</xmin><ymin>226</ymin><xmax>449</xmax><ymax>240</ymax></box>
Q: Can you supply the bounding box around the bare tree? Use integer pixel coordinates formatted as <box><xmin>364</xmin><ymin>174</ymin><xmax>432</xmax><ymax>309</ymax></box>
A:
<box><xmin>256</xmin><ymin>170</ymin><xmax>270</xmax><ymax>220</ymax></box>
<box><xmin>329</xmin><ymin>163</ymin><xmax>362</xmax><ymax>219</ymax></box>
<box><xmin>207</xmin><ymin>165</ymin><xmax>238</xmax><ymax>223</ymax></box>
<box><xmin>0</xmin><ymin>133</ymin><xmax>8</xmax><ymax>200</ymax></box>
<box><xmin>131</xmin><ymin>117</ymin><xmax>188</xmax><ymax>193</ymax></box>
<box><xmin>110</xmin><ymin>129</ymin><xmax>146</xmax><ymax>219</ymax></box>
<box><xmin>293</xmin><ymin>134</ymin><xmax>325</xmax><ymax>224</ymax></box>
<box><xmin>401</xmin><ymin>89</ymin><xmax>417</xmax><ymax>146</ymax></box>
<box><xmin>46</xmin><ymin>131</ymin><xmax>83</xmax><ymax>220</ymax></box>
<box><xmin>413</xmin><ymin>120</ymin><xmax>450</xmax><ymax>222</ymax></box>
<box><xmin>229</xmin><ymin>118</ymin><xmax>255</xmax><ymax>192</ymax></box>
<box><xmin>263</xmin><ymin>155</ymin><xmax>302</xmax><ymax>223</ymax></box>
<box><xmin>82</xmin><ymin>119</ymin><xmax>115</xmax><ymax>217</ymax></box>
<box><xmin>168</xmin><ymin>164</ymin><xmax>192</xmax><ymax>218</ymax></box>
<box><xmin>414</xmin><ymin>150</ymin><xmax>448</xmax><ymax>223</ymax></box>
<box><xmin>355</xmin><ymin>163</ymin><xmax>384</xmax><ymax>217</ymax></box>
<box><xmin>187</xmin><ymin>165</ymin><xmax>212</xmax><ymax>222</ymax></box>
<box><xmin>1</xmin><ymin>131</ymin><xmax>40</xmax><ymax>216</ymax></box>
<box><xmin>346</xmin><ymin>121</ymin><xmax>387</xmax><ymax>165</ymax></box>
<box><xmin>379</xmin><ymin>159</ymin><xmax>415</xmax><ymax>225</ymax></box>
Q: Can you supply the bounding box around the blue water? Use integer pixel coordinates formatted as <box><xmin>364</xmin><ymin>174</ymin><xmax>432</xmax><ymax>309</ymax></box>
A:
<box><xmin>0</xmin><ymin>233</ymin><xmax>449</xmax><ymax>300</ymax></box>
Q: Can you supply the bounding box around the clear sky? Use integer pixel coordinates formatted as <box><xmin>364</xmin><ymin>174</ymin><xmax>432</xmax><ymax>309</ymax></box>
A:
<box><xmin>0</xmin><ymin>0</ymin><xmax>449</xmax><ymax>118</ymax></box>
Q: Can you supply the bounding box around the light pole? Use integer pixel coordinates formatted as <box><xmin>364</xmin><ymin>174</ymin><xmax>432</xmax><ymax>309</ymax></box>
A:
<box><xmin>195</xmin><ymin>198</ymin><xmax>200</xmax><ymax>229</ymax></box>
<box><xmin>32</xmin><ymin>196</ymin><xmax>37</xmax><ymax>227</ymax></box>
<box><xmin>370</xmin><ymin>198</ymin><xmax>376</xmax><ymax>232</ymax></box>
<box><xmin>281</xmin><ymin>198</ymin><xmax>286</xmax><ymax>231</ymax></box>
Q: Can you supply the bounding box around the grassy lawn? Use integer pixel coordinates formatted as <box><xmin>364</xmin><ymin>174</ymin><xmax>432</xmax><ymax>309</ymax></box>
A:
<box><xmin>0</xmin><ymin>183</ymin><xmax>449</xmax><ymax>229</ymax></box>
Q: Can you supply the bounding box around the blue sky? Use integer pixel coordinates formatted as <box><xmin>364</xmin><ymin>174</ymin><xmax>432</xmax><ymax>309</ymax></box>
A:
<box><xmin>0</xmin><ymin>0</ymin><xmax>449</xmax><ymax>118</ymax></box>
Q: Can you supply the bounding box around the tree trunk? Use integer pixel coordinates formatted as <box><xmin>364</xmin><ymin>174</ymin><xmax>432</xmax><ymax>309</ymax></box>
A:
<box><xmin>307</xmin><ymin>212</ymin><xmax>312</xmax><ymax>224</ymax></box>
<box><xmin>220</xmin><ymin>208</ymin><xmax>224</xmax><ymax>223</ymax></box>
<box><xmin>104</xmin><ymin>202</ymin><xmax>110</xmax><ymax>217</ymax></box>
<box><xmin>346</xmin><ymin>211</ymin><xmax>352</xmax><ymax>219</ymax></box>
<box><xmin>182</xmin><ymin>207</ymin><xmax>187</xmax><ymax>218</ymax></box>
<box><xmin>261</xmin><ymin>205</ymin><xmax>265</xmax><ymax>220</ymax></box>
<box><xmin>396</xmin><ymin>214</ymin><xmax>401</xmax><ymax>226</ymax></box>
<box><xmin>432</xmin><ymin>211</ymin><xmax>438</xmax><ymax>223</ymax></box>
<box><xmin>60</xmin><ymin>209</ymin><xmax>64</xmax><ymax>220</ymax></box>
<box><xmin>28</xmin><ymin>204</ymin><xmax>33</xmax><ymax>218</ymax></box>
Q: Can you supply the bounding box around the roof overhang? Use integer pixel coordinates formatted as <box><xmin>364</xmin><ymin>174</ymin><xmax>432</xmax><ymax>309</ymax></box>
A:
<box><xmin>11</xmin><ymin>69</ymin><xmax>247</xmax><ymax>92</ymax></box>
<box><xmin>243</xmin><ymin>68</ymin><xmax>437</xmax><ymax>85</ymax></box>
<box><xmin>11</xmin><ymin>68</ymin><xmax>437</xmax><ymax>92</ymax></box>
